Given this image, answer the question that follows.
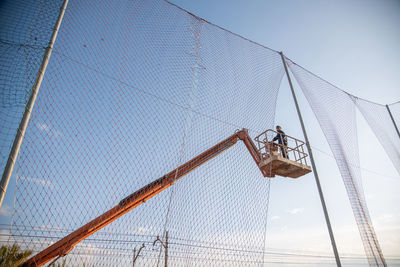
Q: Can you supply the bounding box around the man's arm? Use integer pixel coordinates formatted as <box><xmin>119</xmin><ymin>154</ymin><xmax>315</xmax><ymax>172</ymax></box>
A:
<box><xmin>272</xmin><ymin>134</ymin><xmax>279</xmax><ymax>142</ymax></box>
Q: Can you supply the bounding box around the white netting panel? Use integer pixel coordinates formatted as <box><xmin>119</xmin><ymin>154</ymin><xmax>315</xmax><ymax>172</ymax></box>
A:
<box><xmin>352</xmin><ymin>98</ymin><xmax>400</xmax><ymax>175</ymax></box>
<box><xmin>287</xmin><ymin>58</ymin><xmax>386</xmax><ymax>267</ymax></box>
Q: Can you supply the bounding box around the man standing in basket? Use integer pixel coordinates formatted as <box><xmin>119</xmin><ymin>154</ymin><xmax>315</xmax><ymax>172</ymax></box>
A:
<box><xmin>273</xmin><ymin>125</ymin><xmax>288</xmax><ymax>159</ymax></box>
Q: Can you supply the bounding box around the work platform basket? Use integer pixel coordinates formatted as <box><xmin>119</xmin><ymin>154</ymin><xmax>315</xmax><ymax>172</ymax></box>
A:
<box><xmin>254</xmin><ymin>129</ymin><xmax>312</xmax><ymax>178</ymax></box>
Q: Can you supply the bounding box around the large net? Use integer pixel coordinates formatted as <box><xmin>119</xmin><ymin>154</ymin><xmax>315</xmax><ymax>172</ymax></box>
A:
<box><xmin>0</xmin><ymin>0</ymin><xmax>65</xmax><ymax>192</ymax></box>
<box><xmin>4</xmin><ymin>0</ymin><xmax>285</xmax><ymax>266</ymax></box>
<box><xmin>352</xmin><ymin>98</ymin><xmax>400</xmax><ymax>175</ymax></box>
<box><xmin>3</xmin><ymin>0</ymin><xmax>398</xmax><ymax>266</ymax></box>
<box><xmin>287</xmin><ymin>58</ymin><xmax>387</xmax><ymax>266</ymax></box>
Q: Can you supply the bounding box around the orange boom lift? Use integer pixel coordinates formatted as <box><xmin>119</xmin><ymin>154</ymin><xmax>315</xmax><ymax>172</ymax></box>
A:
<box><xmin>22</xmin><ymin>128</ymin><xmax>311</xmax><ymax>266</ymax></box>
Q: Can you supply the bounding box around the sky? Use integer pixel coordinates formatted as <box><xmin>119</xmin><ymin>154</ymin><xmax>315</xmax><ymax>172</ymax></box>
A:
<box><xmin>166</xmin><ymin>0</ymin><xmax>400</xmax><ymax>265</ymax></box>
<box><xmin>0</xmin><ymin>0</ymin><xmax>399</xmax><ymax>266</ymax></box>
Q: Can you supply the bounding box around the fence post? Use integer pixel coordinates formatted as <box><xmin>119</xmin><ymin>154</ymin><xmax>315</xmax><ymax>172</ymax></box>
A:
<box><xmin>280</xmin><ymin>52</ymin><xmax>341</xmax><ymax>267</ymax></box>
<box><xmin>386</xmin><ymin>105</ymin><xmax>400</xmax><ymax>139</ymax></box>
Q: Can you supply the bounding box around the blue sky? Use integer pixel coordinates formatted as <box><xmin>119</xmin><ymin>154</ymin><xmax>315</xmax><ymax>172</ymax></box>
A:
<box><xmin>0</xmin><ymin>0</ymin><xmax>399</xmax><ymax>266</ymax></box>
<box><xmin>170</xmin><ymin>0</ymin><xmax>400</xmax><ymax>102</ymax></box>
<box><xmin>167</xmin><ymin>0</ymin><xmax>400</xmax><ymax>264</ymax></box>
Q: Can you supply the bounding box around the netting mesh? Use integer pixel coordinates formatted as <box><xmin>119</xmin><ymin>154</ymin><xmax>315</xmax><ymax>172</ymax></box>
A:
<box><xmin>388</xmin><ymin>101</ymin><xmax>400</xmax><ymax>123</ymax></box>
<box><xmin>352</xmin><ymin>98</ymin><xmax>400</xmax><ymax>175</ymax></box>
<box><xmin>287</xmin><ymin>58</ymin><xmax>386</xmax><ymax>266</ymax></box>
<box><xmin>0</xmin><ymin>0</ymin><xmax>65</xmax><ymax>187</ymax></box>
<box><xmin>5</xmin><ymin>0</ymin><xmax>284</xmax><ymax>265</ymax></box>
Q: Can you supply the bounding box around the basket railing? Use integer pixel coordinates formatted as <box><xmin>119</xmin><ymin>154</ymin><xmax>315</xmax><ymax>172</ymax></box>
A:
<box><xmin>254</xmin><ymin>129</ymin><xmax>309</xmax><ymax>166</ymax></box>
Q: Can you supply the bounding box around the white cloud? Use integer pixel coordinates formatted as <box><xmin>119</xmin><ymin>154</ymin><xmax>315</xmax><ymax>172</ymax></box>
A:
<box><xmin>376</xmin><ymin>214</ymin><xmax>396</xmax><ymax>224</ymax></box>
<box><xmin>0</xmin><ymin>205</ymin><xmax>11</xmax><ymax>217</ymax></box>
<box><xmin>38</xmin><ymin>225</ymin><xmax>63</xmax><ymax>231</ymax></box>
<box><xmin>18</xmin><ymin>176</ymin><xmax>57</xmax><ymax>190</ymax></box>
<box><xmin>286</xmin><ymin>207</ymin><xmax>304</xmax><ymax>215</ymax></box>
<box><xmin>37</xmin><ymin>123</ymin><xmax>50</xmax><ymax>132</ymax></box>
<box><xmin>135</xmin><ymin>227</ymin><xmax>152</xmax><ymax>233</ymax></box>
<box><xmin>0</xmin><ymin>229</ymin><xmax>13</xmax><ymax>243</ymax></box>
<box><xmin>271</xmin><ymin>216</ymin><xmax>280</xmax><ymax>220</ymax></box>
<box><xmin>365</xmin><ymin>193</ymin><xmax>376</xmax><ymax>200</ymax></box>
<box><xmin>36</xmin><ymin>123</ymin><xmax>62</xmax><ymax>137</ymax></box>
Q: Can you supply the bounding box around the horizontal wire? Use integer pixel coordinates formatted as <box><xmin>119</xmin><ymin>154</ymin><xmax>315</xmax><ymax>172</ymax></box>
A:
<box><xmin>310</xmin><ymin>145</ymin><xmax>399</xmax><ymax>180</ymax></box>
<box><xmin>163</xmin><ymin>0</ymin><xmax>280</xmax><ymax>54</ymax></box>
<box><xmin>0</xmin><ymin>39</ymin><xmax>45</xmax><ymax>50</ymax></box>
<box><xmin>51</xmin><ymin>50</ymin><xmax>244</xmax><ymax>130</ymax></box>
<box><xmin>3</xmin><ymin>232</ymin><xmax>396</xmax><ymax>261</ymax></box>
<box><xmin>285</xmin><ymin>57</ymin><xmax>399</xmax><ymax>107</ymax></box>
<box><xmin>45</xmin><ymin>50</ymin><xmax>400</xmax><ymax>181</ymax></box>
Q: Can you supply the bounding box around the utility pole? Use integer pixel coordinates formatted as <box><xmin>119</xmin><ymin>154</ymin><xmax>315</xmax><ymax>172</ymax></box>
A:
<box><xmin>386</xmin><ymin>105</ymin><xmax>400</xmax><ymax>139</ymax></box>
<box><xmin>153</xmin><ymin>231</ymin><xmax>168</xmax><ymax>267</ymax></box>
<box><xmin>0</xmin><ymin>0</ymin><xmax>69</xmax><ymax>208</ymax></box>
<box><xmin>132</xmin><ymin>243</ymin><xmax>145</xmax><ymax>267</ymax></box>
<box><xmin>279</xmin><ymin>52</ymin><xmax>342</xmax><ymax>267</ymax></box>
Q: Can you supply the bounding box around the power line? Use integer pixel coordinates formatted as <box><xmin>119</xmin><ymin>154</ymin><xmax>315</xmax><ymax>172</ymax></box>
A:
<box><xmin>2</xmin><ymin>232</ymin><xmax>394</xmax><ymax>261</ymax></box>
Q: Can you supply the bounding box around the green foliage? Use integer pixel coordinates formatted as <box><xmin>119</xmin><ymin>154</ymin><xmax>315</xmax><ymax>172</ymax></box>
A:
<box><xmin>0</xmin><ymin>245</ymin><xmax>92</xmax><ymax>267</ymax></box>
<box><xmin>0</xmin><ymin>244</ymin><xmax>33</xmax><ymax>266</ymax></box>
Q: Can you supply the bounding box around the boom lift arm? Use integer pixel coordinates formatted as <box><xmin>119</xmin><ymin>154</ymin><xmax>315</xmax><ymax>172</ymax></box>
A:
<box><xmin>23</xmin><ymin>129</ymin><xmax>264</xmax><ymax>266</ymax></box>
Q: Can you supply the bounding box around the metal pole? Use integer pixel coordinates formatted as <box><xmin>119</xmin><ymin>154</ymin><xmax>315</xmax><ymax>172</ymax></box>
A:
<box><xmin>153</xmin><ymin>232</ymin><xmax>168</xmax><ymax>267</ymax></box>
<box><xmin>386</xmin><ymin>105</ymin><xmax>400</xmax><ymax>139</ymax></box>
<box><xmin>0</xmin><ymin>0</ymin><xmax>69</xmax><ymax>208</ymax></box>
<box><xmin>279</xmin><ymin>52</ymin><xmax>342</xmax><ymax>267</ymax></box>
<box><xmin>165</xmin><ymin>231</ymin><xmax>168</xmax><ymax>267</ymax></box>
<box><xmin>133</xmin><ymin>248</ymin><xmax>136</xmax><ymax>267</ymax></box>
<box><xmin>132</xmin><ymin>243</ymin><xmax>145</xmax><ymax>267</ymax></box>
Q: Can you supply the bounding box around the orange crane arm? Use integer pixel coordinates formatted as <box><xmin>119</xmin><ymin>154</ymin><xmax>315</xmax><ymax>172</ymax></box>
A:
<box><xmin>22</xmin><ymin>129</ymin><xmax>261</xmax><ymax>266</ymax></box>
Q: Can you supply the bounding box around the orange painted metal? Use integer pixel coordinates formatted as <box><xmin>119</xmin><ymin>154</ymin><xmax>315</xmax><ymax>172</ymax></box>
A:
<box><xmin>22</xmin><ymin>129</ymin><xmax>261</xmax><ymax>266</ymax></box>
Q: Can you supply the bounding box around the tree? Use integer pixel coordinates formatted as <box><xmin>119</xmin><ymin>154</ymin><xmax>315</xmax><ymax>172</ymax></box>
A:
<box><xmin>0</xmin><ymin>244</ymin><xmax>33</xmax><ymax>266</ymax></box>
